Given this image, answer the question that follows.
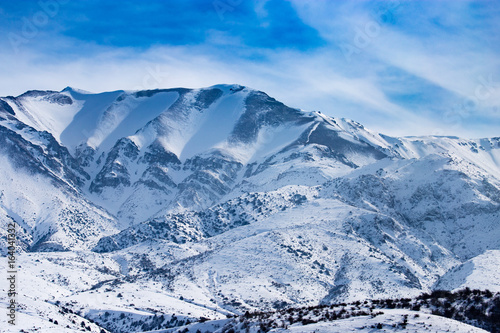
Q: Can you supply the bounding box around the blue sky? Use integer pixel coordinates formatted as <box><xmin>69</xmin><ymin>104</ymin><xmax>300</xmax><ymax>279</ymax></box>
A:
<box><xmin>0</xmin><ymin>0</ymin><xmax>499</xmax><ymax>138</ymax></box>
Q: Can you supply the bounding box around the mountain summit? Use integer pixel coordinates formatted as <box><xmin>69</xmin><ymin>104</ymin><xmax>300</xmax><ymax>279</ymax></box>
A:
<box><xmin>0</xmin><ymin>85</ymin><xmax>499</xmax><ymax>332</ymax></box>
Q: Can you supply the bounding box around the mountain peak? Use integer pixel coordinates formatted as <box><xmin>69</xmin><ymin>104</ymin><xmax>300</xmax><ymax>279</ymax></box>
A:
<box><xmin>206</xmin><ymin>83</ymin><xmax>246</xmax><ymax>92</ymax></box>
<box><xmin>61</xmin><ymin>86</ymin><xmax>93</xmax><ymax>94</ymax></box>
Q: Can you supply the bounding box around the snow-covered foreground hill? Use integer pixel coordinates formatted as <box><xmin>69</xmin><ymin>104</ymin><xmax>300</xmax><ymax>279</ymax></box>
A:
<box><xmin>0</xmin><ymin>85</ymin><xmax>499</xmax><ymax>332</ymax></box>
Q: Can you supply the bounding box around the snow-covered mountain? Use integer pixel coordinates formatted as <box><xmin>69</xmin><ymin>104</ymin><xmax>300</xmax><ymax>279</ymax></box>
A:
<box><xmin>0</xmin><ymin>85</ymin><xmax>499</xmax><ymax>332</ymax></box>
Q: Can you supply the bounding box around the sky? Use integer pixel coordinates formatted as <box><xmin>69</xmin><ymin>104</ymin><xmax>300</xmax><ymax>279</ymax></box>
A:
<box><xmin>0</xmin><ymin>0</ymin><xmax>499</xmax><ymax>138</ymax></box>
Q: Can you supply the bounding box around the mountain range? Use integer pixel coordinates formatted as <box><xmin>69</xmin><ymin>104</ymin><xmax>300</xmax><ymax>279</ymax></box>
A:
<box><xmin>0</xmin><ymin>84</ymin><xmax>499</xmax><ymax>332</ymax></box>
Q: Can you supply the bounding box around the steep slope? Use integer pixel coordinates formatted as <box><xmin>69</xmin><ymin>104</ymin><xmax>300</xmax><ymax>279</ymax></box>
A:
<box><xmin>0</xmin><ymin>102</ymin><xmax>119</xmax><ymax>252</ymax></box>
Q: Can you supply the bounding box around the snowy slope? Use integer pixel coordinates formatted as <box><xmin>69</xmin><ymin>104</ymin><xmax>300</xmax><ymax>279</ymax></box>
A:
<box><xmin>0</xmin><ymin>155</ymin><xmax>119</xmax><ymax>252</ymax></box>
<box><xmin>0</xmin><ymin>104</ymin><xmax>119</xmax><ymax>252</ymax></box>
<box><xmin>435</xmin><ymin>250</ymin><xmax>500</xmax><ymax>292</ymax></box>
<box><xmin>276</xmin><ymin>312</ymin><xmax>489</xmax><ymax>333</ymax></box>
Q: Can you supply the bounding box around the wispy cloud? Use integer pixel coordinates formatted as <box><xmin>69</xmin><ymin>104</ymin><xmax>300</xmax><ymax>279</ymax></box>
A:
<box><xmin>0</xmin><ymin>0</ymin><xmax>498</xmax><ymax>138</ymax></box>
